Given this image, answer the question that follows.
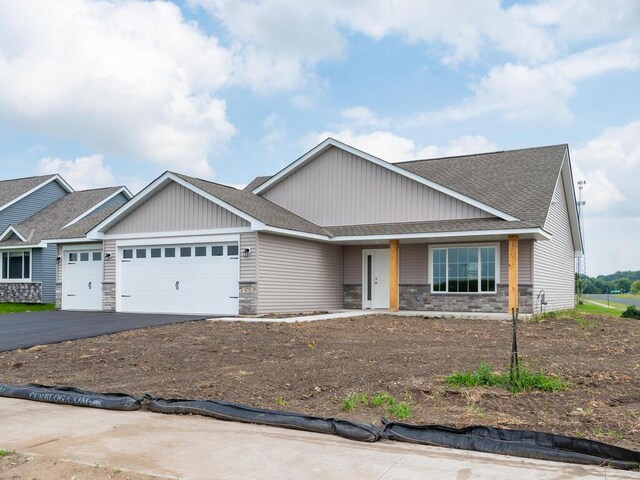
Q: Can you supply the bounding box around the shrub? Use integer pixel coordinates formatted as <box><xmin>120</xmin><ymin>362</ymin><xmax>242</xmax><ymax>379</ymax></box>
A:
<box><xmin>631</xmin><ymin>280</ymin><xmax>640</xmax><ymax>295</ymax></box>
<box><xmin>621</xmin><ymin>305</ymin><xmax>640</xmax><ymax>320</ymax></box>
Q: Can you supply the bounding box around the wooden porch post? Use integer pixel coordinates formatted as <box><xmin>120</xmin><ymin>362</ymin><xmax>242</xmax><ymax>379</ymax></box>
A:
<box><xmin>389</xmin><ymin>240</ymin><xmax>399</xmax><ymax>312</ymax></box>
<box><xmin>508</xmin><ymin>235</ymin><xmax>519</xmax><ymax>314</ymax></box>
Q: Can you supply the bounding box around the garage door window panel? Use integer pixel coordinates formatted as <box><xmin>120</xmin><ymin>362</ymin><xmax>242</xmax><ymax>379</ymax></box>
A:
<box><xmin>180</xmin><ymin>247</ymin><xmax>191</xmax><ymax>257</ymax></box>
<box><xmin>211</xmin><ymin>246</ymin><xmax>223</xmax><ymax>256</ymax></box>
<box><xmin>123</xmin><ymin>249</ymin><xmax>133</xmax><ymax>259</ymax></box>
<box><xmin>150</xmin><ymin>248</ymin><xmax>161</xmax><ymax>258</ymax></box>
<box><xmin>80</xmin><ymin>252</ymin><xmax>89</xmax><ymax>261</ymax></box>
<box><xmin>195</xmin><ymin>246</ymin><xmax>207</xmax><ymax>257</ymax></box>
<box><xmin>165</xmin><ymin>248</ymin><xmax>175</xmax><ymax>258</ymax></box>
<box><xmin>227</xmin><ymin>245</ymin><xmax>238</xmax><ymax>256</ymax></box>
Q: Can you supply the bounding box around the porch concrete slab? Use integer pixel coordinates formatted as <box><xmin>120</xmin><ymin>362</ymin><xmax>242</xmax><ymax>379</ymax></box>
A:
<box><xmin>1</xmin><ymin>397</ymin><xmax>635</xmax><ymax>480</ymax></box>
<box><xmin>210</xmin><ymin>310</ymin><xmax>517</xmax><ymax>323</ymax></box>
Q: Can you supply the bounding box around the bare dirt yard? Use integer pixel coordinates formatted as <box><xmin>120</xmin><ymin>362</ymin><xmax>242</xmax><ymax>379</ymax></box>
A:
<box><xmin>1</xmin><ymin>313</ymin><xmax>639</xmax><ymax>450</ymax></box>
<box><xmin>0</xmin><ymin>451</ymin><xmax>161</xmax><ymax>480</ymax></box>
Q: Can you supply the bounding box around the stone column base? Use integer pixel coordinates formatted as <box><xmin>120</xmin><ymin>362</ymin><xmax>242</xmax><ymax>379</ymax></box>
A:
<box><xmin>239</xmin><ymin>282</ymin><xmax>258</xmax><ymax>315</ymax></box>
<box><xmin>102</xmin><ymin>282</ymin><xmax>116</xmax><ymax>312</ymax></box>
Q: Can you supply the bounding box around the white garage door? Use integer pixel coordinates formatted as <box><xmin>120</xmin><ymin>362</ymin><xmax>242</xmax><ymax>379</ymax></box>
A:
<box><xmin>119</xmin><ymin>242</ymin><xmax>239</xmax><ymax>315</ymax></box>
<box><xmin>63</xmin><ymin>249</ymin><xmax>103</xmax><ymax>311</ymax></box>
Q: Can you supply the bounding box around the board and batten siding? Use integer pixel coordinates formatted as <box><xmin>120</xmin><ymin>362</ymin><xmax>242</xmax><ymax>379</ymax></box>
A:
<box><xmin>262</xmin><ymin>146</ymin><xmax>492</xmax><ymax>226</ymax></box>
<box><xmin>0</xmin><ymin>180</ymin><xmax>68</xmax><ymax>233</ymax></box>
<box><xmin>107</xmin><ymin>181</ymin><xmax>249</xmax><ymax>235</ymax></box>
<box><xmin>533</xmin><ymin>175</ymin><xmax>576</xmax><ymax>312</ymax></box>
<box><xmin>239</xmin><ymin>232</ymin><xmax>257</xmax><ymax>282</ymax></box>
<box><xmin>257</xmin><ymin>233</ymin><xmax>343</xmax><ymax>313</ymax></box>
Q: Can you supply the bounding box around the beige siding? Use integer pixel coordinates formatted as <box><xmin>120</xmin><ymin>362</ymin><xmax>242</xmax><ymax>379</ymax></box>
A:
<box><xmin>262</xmin><ymin>147</ymin><xmax>492</xmax><ymax>226</ymax></box>
<box><xmin>533</xmin><ymin>175</ymin><xmax>576</xmax><ymax>311</ymax></box>
<box><xmin>108</xmin><ymin>181</ymin><xmax>249</xmax><ymax>234</ymax></box>
<box><xmin>239</xmin><ymin>232</ymin><xmax>257</xmax><ymax>282</ymax></box>
<box><xmin>345</xmin><ymin>241</ymin><xmax>531</xmax><ymax>287</ymax></box>
<box><xmin>499</xmin><ymin>239</ymin><xmax>533</xmax><ymax>284</ymax></box>
<box><xmin>257</xmin><ymin>233</ymin><xmax>343</xmax><ymax>312</ymax></box>
<box><xmin>103</xmin><ymin>239</ymin><xmax>116</xmax><ymax>283</ymax></box>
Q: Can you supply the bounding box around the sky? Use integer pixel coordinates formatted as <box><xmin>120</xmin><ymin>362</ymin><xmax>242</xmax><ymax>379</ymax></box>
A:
<box><xmin>0</xmin><ymin>0</ymin><xmax>638</xmax><ymax>275</ymax></box>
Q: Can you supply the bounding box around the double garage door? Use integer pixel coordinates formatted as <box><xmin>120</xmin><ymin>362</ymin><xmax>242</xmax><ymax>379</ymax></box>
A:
<box><xmin>118</xmin><ymin>242</ymin><xmax>239</xmax><ymax>315</ymax></box>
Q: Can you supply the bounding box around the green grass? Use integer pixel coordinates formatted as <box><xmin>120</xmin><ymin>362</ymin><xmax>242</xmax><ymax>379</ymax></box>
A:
<box><xmin>274</xmin><ymin>396</ymin><xmax>288</xmax><ymax>407</ymax></box>
<box><xmin>577</xmin><ymin>301</ymin><xmax>626</xmax><ymax>317</ymax></box>
<box><xmin>446</xmin><ymin>362</ymin><xmax>570</xmax><ymax>393</ymax></box>
<box><xmin>342</xmin><ymin>391</ymin><xmax>412</xmax><ymax>419</ymax></box>
<box><xmin>0</xmin><ymin>449</ymin><xmax>15</xmax><ymax>457</ymax></box>
<box><xmin>0</xmin><ymin>303</ymin><xmax>55</xmax><ymax>314</ymax></box>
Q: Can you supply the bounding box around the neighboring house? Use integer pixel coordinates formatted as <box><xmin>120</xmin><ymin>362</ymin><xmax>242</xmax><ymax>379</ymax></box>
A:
<box><xmin>0</xmin><ymin>176</ymin><xmax>131</xmax><ymax>304</ymax></box>
<box><xmin>54</xmin><ymin>138</ymin><xmax>582</xmax><ymax>315</ymax></box>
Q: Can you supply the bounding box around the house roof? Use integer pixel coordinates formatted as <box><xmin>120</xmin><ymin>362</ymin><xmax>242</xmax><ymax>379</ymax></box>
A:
<box><xmin>252</xmin><ymin>138</ymin><xmax>519</xmax><ymax>221</ymax></box>
<box><xmin>324</xmin><ymin>218</ymin><xmax>540</xmax><ymax>237</ymax></box>
<box><xmin>0</xmin><ymin>187</ymin><xmax>125</xmax><ymax>246</ymax></box>
<box><xmin>0</xmin><ymin>174</ymin><xmax>72</xmax><ymax>210</ymax></box>
<box><xmin>172</xmin><ymin>173</ymin><xmax>330</xmax><ymax>236</ymax></box>
<box><xmin>244</xmin><ymin>176</ymin><xmax>271</xmax><ymax>191</ymax></box>
<box><xmin>396</xmin><ymin>144</ymin><xmax>568</xmax><ymax>227</ymax></box>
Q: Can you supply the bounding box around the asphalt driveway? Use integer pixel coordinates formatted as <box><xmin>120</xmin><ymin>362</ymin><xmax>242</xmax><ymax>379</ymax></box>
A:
<box><xmin>0</xmin><ymin>310</ymin><xmax>209</xmax><ymax>352</ymax></box>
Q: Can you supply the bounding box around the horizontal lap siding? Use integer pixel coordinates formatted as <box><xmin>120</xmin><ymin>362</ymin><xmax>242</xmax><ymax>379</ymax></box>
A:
<box><xmin>239</xmin><ymin>232</ymin><xmax>257</xmax><ymax>282</ymax></box>
<box><xmin>0</xmin><ymin>181</ymin><xmax>68</xmax><ymax>232</ymax></box>
<box><xmin>499</xmin><ymin>239</ymin><xmax>533</xmax><ymax>284</ymax></box>
<box><xmin>534</xmin><ymin>175</ymin><xmax>575</xmax><ymax>311</ymax></box>
<box><xmin>103</xmin><ymin>240</ymin><xmax>116</xmax><ymax>283</ymax></box>
<box><xmin>346</xmin><ymin>241</ymin><xmax>530</xmax><ymax>286</ymax></box>
<box><xmin>107</xmin><ymin>182</ymin><xmax>249</xmax><ymax>234</ymax></box>
<box><xmin>92</xmin><ymin>192</ymin><xmax>129</xmax><ymax>215</ymax></box>
<box><xmin>257</xmin><ymin>233</ymin><xmax>343</xmax><ymax>313</ymax></box>
<box><xmin>262</xmin><ymin>147</ymin><xmax>491</xmax><ymax>226</ymax></box>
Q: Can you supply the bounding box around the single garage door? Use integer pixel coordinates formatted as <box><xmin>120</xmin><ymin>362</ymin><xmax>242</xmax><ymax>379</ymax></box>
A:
<box><xmin>119</xmin><ymin>242</ymin><xmax>239</xmax><ymax>315</ymax></box>
<box><xmin>63</xmin><ymin>249</ymin><xmax>103</xmax><ymax>311</ymax></box>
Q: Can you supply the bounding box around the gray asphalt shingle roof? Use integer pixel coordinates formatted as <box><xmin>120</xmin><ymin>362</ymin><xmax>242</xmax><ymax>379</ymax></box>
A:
<box><xmin>244</xmin><ymin>176</ymin><xmax>271</xmax><ymax>191</ymax></box>
<box><xmin>176</xmin><ymin>145</ymin><xmax>566</xmax><ymax>238</ymax></box>
<box><xmin>0</xmin><ymin>187</ymin><xmax>123</xmax><ymax>246</ymax></box>
<box><xmin>0</xmin><ymin>174</ymin><xmax>58</xmax><ymax>209</ymax></box>
<box><xmin>396</xmin><ymin>144</ymin><xmax>567</xmax><ymax>226</ymax></box>
<box><xmin>324</xmin><ymin>218</ymin><xmax>536</xmax><ymax>237</ymax></box>
<box><xmin>173</xmin><ymin>173</ymin><xmax>330</xmax><ymax>236</ymax></box>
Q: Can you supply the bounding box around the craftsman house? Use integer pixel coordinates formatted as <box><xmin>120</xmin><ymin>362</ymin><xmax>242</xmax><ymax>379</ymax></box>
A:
<box><xmin>49</xmin><ymin>138</ymin><xmax>581</xmax><ymax>316</ymax></box>
<box><xmin>0</xmin><ymin>174</ymin><xmax>131</xmax><ymax>304</ymax></box>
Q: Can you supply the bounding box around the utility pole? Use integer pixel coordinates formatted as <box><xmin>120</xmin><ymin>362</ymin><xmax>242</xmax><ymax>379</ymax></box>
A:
<box><xmin>576</xmin><ymin>180</ymin><xmax>586</xmax><ymax>301</ymax></box>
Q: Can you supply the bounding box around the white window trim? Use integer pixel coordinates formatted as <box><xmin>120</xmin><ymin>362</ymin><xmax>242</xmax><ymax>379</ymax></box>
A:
<box><xmin>1</xmin><ymin>248</ymin><xmax>33</xmax><ymax>283</ymax></box>
<box><xmin>428</xmin><ymin>243</ymin><xmax>500</xmax><ymax>295</ymax></box>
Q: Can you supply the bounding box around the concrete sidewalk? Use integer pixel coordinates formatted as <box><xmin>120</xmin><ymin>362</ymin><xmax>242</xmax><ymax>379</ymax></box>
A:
<box><xmin>0</xmin><ymin>398</ymin><xmax>636</xmax><ymax>480</ymax></box>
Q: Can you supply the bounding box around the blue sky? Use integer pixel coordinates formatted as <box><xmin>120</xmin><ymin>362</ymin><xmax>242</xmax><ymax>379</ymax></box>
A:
<box><xmin>0</xmin><ymin>0</ymin><xmax>639</xmax><ymax>275</ymax></box>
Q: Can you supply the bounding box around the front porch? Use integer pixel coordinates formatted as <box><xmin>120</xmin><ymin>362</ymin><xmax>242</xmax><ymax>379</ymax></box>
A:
<box><xmin>342</xmin><ymin>235</ymin><xmax>534</xmax><ymax>315</ymax></box>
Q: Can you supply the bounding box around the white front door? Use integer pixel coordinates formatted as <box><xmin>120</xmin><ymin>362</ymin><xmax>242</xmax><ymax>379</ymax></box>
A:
<box><xmin>363</xmin><ymin>249</ymin><xmax>390</xmax><ymax>309</ymax></box>
<box><xmin>63</xmin><ymin>249</ymin><xmax>103</xmax><ymax>311</ymax></box>
<box><xmin>118</xmin><ymin>242</ymin><xmax>239</xmax><ymax>315</ymax></box>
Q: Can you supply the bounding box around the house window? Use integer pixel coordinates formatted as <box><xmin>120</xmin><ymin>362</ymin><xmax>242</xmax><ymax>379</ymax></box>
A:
<box><xmin>431</xmin><ymin>245</ymin><xmax>497</xmax><ymax>294</ymax></box>
<box><xmin>1</xmin><ymin>250</ymin><xmax>31</xmax><ymax>281</ymax></box>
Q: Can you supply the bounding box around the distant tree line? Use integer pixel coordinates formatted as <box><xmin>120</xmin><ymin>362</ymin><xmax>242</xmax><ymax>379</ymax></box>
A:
<box><xmin>577</xmin><ymin>270</ymin><xmax>640</xmax><ymax>294</ymax></box>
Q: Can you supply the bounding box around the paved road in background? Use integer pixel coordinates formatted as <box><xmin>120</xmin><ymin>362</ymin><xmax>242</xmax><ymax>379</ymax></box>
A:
<box><xmin>0</xmin><ymin>310</ymin><xmax>208</xmax><ymax>351</ymax></box>
<box><xmin>585</xmin><ymin>294</ymin><xmax>640</xmax><ymax>307</ymax></box>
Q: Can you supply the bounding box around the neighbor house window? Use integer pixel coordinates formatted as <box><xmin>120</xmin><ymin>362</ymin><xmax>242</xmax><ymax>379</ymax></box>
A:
<box><xmin>1</xmin><ymin>250</ymin><xmax>31</xmax><ymax>281</ymax></box>
<box><xmin>431</xmin><ymin>246</ymin><xmax>497</xmax><ymax>293</ymax></box>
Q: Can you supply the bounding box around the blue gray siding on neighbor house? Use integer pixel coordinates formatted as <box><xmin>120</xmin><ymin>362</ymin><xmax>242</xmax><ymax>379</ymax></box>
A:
<box><xmin>92</xmin><ymin>192</ymin><xmax>128</xmax><ymax>215</ymax></box>
<box><xmin>41</xmin><ymin>244</ymin><xmax>57</xmax><ymax>302</ymax></box>
<box><xmin>0</xmin><ymin>180</ymin><xmax>68</xmax><ymax>233</ymax></box>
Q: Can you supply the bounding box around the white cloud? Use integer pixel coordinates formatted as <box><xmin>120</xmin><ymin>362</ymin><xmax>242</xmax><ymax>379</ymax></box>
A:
<box><xmin>37</xmin><ymin>154</ymin><xmax>115</xmax><ymax>190</ymax></box>
<box><xmin>192</xmin><ymin>0</ymin><xmax>555</xmax><ymax>73</ymax></box>
<box><xmin>417</xmin><ymin>135</ymin><xmax>498</xmax><ymax>158</ymax></box>
<box><xmin>310</xmin><ymin>129</ymin><xmax>497</xmax><ymax>163</ymax></box>
<box><xmin>570</xmin><ymin>121</ymin><xmax>640</xmax><ymax>274</ymax></box>
<box><xmin>0</xmin><ymin>0</ymin><xmax>235</xmax><ymax>177</ymax></box>
<box><xmin>414</xmin><ymin>37</ymin><xmax>640</xmax><ymax>124</ymax></box>
<box><xmin>340</xmin><ymin>106</ymin><xmax>389</xmax><ymax>128</ymax></box>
